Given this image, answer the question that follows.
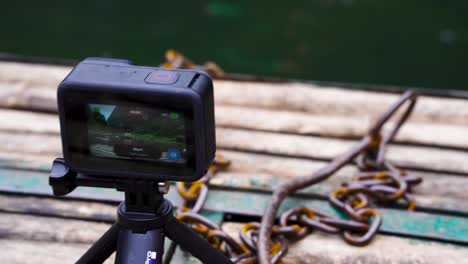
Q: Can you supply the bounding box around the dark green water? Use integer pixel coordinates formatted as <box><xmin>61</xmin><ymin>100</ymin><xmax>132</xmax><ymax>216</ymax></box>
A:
<box><xmin>2</xmin><ymin>1</ymin><xmax>468</xmax><ymax>90</ymax></box>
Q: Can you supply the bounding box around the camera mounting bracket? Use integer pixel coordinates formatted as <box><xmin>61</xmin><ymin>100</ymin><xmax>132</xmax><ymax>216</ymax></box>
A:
<box><xmin>49</xmin><ymin>158</ymin><xmax>232</xmax><ymax>263</ymax></box>
<box><xmin>50</xmin><ymin>158</ymin><xmax>172</xmax><ymax>215</ymax></box>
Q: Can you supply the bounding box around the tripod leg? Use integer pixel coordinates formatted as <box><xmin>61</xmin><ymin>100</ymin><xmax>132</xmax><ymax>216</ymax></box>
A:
<box><xmin>164</xmin><ymin>218</ymin><xmax>233</xmax><ymax>264</ymax></box>
<box><xmin>77</xmin><ymin>223</ymin><xmax>119</xmax><ymax>264</ymax></box>
<box><xmin>162</xmin><ymin>241</ymin><xmax>177</xmax><ymax>264</ymax></box>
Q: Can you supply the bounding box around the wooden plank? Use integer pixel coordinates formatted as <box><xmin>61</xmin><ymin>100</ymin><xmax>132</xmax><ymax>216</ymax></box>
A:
<box><xmin>1</xmin><ymin>62</ymin><xmax>468</xmax><ymax>149</ymax></box>
<box><xmin>0</xmin><ymin>108</ymin><xmax>59</xmax><ymax>134</ymax></box>
<box><xmin>0</xmin><ymin>192</ymin><xmax>223</xmax><ymax>227</ymax></box>
<box><xmin>214</xmin><ymin>152</ymin><xmax>468</xmax><ymax>213</ymax></box>
<box><xmin>216</xmin><ymin>128</ymin><xmax>468</xmax><ymax>175</ymax></box>
<box><xmin>0</xmin><ymin>204</ymin><xmax>209</xmax><ymax>264</ymax></box>
<box><xmin>0</xmin><ymin>172</ymin><xmax>466</xmax><ymax>245</ymax></box>
<box><xmin>222</xmin><ymin>222</ymin><xmax>468</xmax><ymax>264</ymax></box>
<box><xmin>0</xmin><ymin>61</ymin><xmax>70</xmax><ymax>85</ymax></box>
<box><xmin>0</xmin><ymin>194</ymin><xmax>116</xmax><ymax>221</ymax></box>
<box><xmin>2</xmin><ymin>61</ymin><xmax>468</xmax><ymax>126</ymax></box>
<box><xmin>0</xmin><ymin>240</ymin><xmax>114</xmax><ymax>264</ymax></box>
<box><xmin>0</xmin><ymin>109</ymin><xmax>466</xmax><ymax>214</ymax></box>
<box><xmin>0</xmin><ymin>195</ymin><xmax>466</xmax><ymax>260</ymax></box>
<box><xmin>2</xmin><ymin>106</ymin><xmax>466</xmax><ymax>152</ymax></box>
<box><xmin>1</xmin><ymin>155</ymin><xmax>467</xmax><ymax>215</ymax></box>
<box><xmin>2</xmin><ymin>208</ymin><xmax>466</xmax><ymax>264</ymax></box>
<box><xmin>1</xmin><ymin>124</ymin><xmax>467</xmax><ymax>214</ymax></box>
<box><xmin>216</xmin><ymin>105</ymin><xmax>468</xmax><ymax>149</ymax></box>
<box><xmin>1</xmin><ymin>108</ymin><xmax>467</xmax><ymax>175</ymax></box>
<box><xmin>0</xmin><ymin>212</ymin><xmax>110</xmax><ymax>244</ymax></box>
<box><xmin>0</xmin><ymin>62</ymin><xmax>467</xmax><ymax>252</ymax></box>
<box><xmin>0</xmin><ymin>123</ymin><xmax>467</xmax><ymax>214</ymax></box>
<box><xmin>214</xmin><ymin>81</ymin><xmax>468</xmax><ymax>126</ymax></box>
<box><xmin>0</xmin><ymin>80</ymin><xmax>57</xmax><ymax>112</ymax></box>
<box><xmin>203</xmin><ymin>189</ymin><xmax>468</xmax><ymax>244</ymax></box>
<box><xmin>0</xmin><ymin>101</ymin><xmax>467</xmax><ymax>175</ymax></box>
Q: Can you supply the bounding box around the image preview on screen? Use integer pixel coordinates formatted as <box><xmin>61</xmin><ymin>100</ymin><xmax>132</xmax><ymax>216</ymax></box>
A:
<box><xmin>86</xmin><ymin>104</ymin><xmax>187</xmax><ymax>164</ymax></box>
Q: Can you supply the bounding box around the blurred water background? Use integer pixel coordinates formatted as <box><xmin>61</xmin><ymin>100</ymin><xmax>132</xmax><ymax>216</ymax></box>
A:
<box><xmin>1</xmin><ymin>0</ymin><xmax>467</xmax><ymax>91</ymax></box>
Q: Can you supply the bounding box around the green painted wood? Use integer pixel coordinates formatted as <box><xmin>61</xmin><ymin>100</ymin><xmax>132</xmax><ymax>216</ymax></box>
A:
<box><xmin>0</xmin><ymin>167</ymin><xmax>222</xmax><ymax>264</ymax></box>
<box><xmin>205</xmin><ymin>190</ymin><xmax>468</xmax><ymax>245</ymax></box>
<box><xmin>0</xmin><ymin>167</ymin><xmax>124</xmax><ymax>201</ymax></box>
<box><xmin>0</xmin><ymin>167</ymin><xmax>466</xmax><ymax>245</ymax></box>
<box><xmin>0</xmin><ymin>159</ymin><xmax>51</xmax><ymax>172</ymax></box>
<box><xmin>3</xmin><ymin>157</ymin><xmax>467</xmax><ymax>217</ymax></box>
<box><xmin>166</xmin><ymin>211</ymin><xmax>224</xmax><ymax>264</ymax></box>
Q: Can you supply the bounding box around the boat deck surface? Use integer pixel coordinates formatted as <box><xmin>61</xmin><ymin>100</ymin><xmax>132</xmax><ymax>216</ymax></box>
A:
<box><xmin>0</xmin><ymin>62</ymin><xmax>467</xmax><ymax>263</ymax></box>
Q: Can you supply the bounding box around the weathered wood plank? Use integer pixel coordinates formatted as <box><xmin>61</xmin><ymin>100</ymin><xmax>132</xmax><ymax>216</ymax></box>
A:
<box><xmin>2</xmin><ymin>61</ymin><xmax>468</xmax><ymax>126</ymax></box>
<box><xmin>216</xmin><ymin>105</ymin><xmax>468</xmax><ymax>149</ymax></box>
<box><xmin>0</xmin><ymin>109</ymin><xmax>465</xmax><ymax>212</ymax></box>
<box><xmin>1</xmin><ymin>155</ymin><xmax>466</xmax><ymax>215</ymax></box>
<box><xmin>0</xmin><ymin>212</ymin><xmax>110</xmax><ymax>244</ymax></box>
<box><xmin>0</xmin><ymin>210</ymin><xmax>201</xmax><ymax>263</ymax></box>
<box><xmin>214</xmin><ymin>81</ymin><xmax>468</xmax><ymax>126</ymax></box>
<box><xmin>0</xmin><ymin>108</ymin><xmax>58</xmax><ymax>134</ymax></box>
<box><xmin>216</xmin><ymin>128</ymin><xmax>468</xmax><ymax>174</ymax></box>
<box><xmin>0</xmin><ymin>124</ymin><xmax>467</xmax><ymax>213</ymax></box>
<box><xmin>0</xmin><ymin>61</ymin><xmax>70</xmax><ymax>85</ymax></box>
<box><xmin>0</xmin><ymin>194</ymin><xmax>116</xmax><ymax>221</ymax></box>
<box><xmin>2</xmin><ymin>106</ymin><xmax>466</xmax><ymax>153</ymax></box>
<box><xmin>2</xmin><ymin>209</ymin><xmax>466</xmax><ymax>264</ymax></box>
<box><xmin>1</xmin><ymin>124</ymin><xmax>467</xmax><ymax>212</ymax></box>
<box><xmin>0</xmin><ymin>105</ymin><xmax>467</xmax><ymax>175</ymax></box>
<box><xmin>222</xmin><ymin>222</ymin><xmax>468</xmax><ymax>264</ymax></box>
<box><xmin>2</xmin><ymin>172</ymin><xmax>467</xmax><ymax>245</ymax></box>
<box><xmin>1</xmin><ymin>111</ymin><xmax>467</xmax><ymax>176</ymax></box>
<box><xmin>0</xmin><ymin>131</ymin><xmax>60</xmax><ymax>157</ymax></box>
<box><xmin>214</xmin><ymin>151</ymin><xmax>468</xmax><ymax>213</ymax></box>
<box><xmin>0</xmin><ymin>81</ymin><xmax>57</xmax><ymax>112</ymax></box>
<box><xmin>0</xmin><ymin>210</ymin><xmax>113</xmax><ymax>263</ymax></box>
<box><xmin>1</xmin><ymin>62</ymin><xmax>468</xmax><ymax>147</ymax></box>
<box><xmin>2</xmin><ymin>61</ymin><xmax>467</xmax><ymax>263</ymax></box>
<box><xmin>1</xmin><ymin>194</ymin><xmax>467</xmax><ymax>251</ymax></box>
<box><xmin>203</xmin><ymin>189</ymin><xmax>468</xmax><ymax>244</ymax></box>
<box><xmin>0</xmin><ymin>240</ymin><xmax>114</xmax><ymax>264</ymax></box>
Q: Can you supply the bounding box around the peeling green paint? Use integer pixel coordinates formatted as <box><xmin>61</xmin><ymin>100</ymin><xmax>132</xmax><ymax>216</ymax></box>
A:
<box><xmin>203</xmin><ymin>190</ymin><xmax>468</xmax><ymax>245</ymax></box>
<box><xmin>0</xmin><ymin>162</ymin><xmax>466</xmax><ymax>245</ymax></box>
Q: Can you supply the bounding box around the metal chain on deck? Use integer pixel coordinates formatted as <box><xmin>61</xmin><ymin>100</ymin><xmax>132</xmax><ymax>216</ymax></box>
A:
<box><xmin>165</xmin><ymin>91</ymin><xmax>422</xmax><ymax>264</ymax></box>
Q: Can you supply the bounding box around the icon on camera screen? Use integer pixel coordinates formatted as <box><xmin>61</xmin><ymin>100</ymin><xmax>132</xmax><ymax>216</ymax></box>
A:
<box><xmin>166</xmin><ymin>148</ymin><xmax>181</xmax><ymax>161</ymax></box>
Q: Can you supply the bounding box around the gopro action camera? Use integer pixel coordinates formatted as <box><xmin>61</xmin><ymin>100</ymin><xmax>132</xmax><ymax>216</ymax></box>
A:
<box><xmin>57</xmin><ymin>57</ymin><xmax>216</xmax><ymax>182</ymax></box>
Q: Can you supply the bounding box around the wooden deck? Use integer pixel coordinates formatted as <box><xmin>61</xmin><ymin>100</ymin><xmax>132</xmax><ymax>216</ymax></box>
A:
<box><xmin>0</xmin><ymin>61</ymin><xmax>467</xmax><ymax>263</ymax></box>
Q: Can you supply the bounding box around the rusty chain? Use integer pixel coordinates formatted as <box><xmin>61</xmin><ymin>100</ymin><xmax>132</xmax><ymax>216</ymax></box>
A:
<box><xmin>164</xmin><ymin>90</ymin><xmax>421</xmax><ymax>264</ymax></box>
<box><xmin>257</xmin><ymin>90</ymin><xmax>420</xmax><ymax>263</ymax></box>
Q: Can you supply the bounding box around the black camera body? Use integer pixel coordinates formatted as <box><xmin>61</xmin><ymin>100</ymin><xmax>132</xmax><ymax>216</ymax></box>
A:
<box><xmin>57</xmin><ymin>57</ymin><xmax>216</xmax><ymax>182</ymax></box>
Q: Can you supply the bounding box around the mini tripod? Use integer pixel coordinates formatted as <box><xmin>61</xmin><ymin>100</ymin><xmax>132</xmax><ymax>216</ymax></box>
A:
<box><xmin>49</xmin><ymin>158</ymin><xmax>233</xmax><ymax>264</ymax></box>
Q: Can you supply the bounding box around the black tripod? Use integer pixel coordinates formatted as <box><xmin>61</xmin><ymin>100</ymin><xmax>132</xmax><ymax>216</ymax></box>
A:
<box><xmin>49</xmin><ymin>158</ymin><xmax>233</xmax><ymax>264</ymax></box>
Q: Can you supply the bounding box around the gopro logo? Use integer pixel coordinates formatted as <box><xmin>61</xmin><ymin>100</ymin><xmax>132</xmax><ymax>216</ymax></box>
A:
<box><xmin>145</xmin><ymin>251</ymin><xmax>157</xmax><ymax>264</ymax></box>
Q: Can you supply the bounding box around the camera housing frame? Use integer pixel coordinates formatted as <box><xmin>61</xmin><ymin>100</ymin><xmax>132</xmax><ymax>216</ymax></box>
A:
<box><xmin>57</xmin><ymin>57</ymin><xmax>216</xmax><ymax>182</ymax></box>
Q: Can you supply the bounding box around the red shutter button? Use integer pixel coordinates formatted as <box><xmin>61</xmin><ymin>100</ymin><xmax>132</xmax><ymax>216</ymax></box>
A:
<box><xmin>145</xmin><ymin>70</ymin><xmax>180</xmax><ymax>84</ymax></box>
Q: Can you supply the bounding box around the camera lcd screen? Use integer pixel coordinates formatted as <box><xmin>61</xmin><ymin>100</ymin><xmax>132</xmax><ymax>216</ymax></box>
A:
<box><xmin>86</xmin><ymin>104</ymin><xmax>187</xmax><ymax>164</ymax></box>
